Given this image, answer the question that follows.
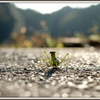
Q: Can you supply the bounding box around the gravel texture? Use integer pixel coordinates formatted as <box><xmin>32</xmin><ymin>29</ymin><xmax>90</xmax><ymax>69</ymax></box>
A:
<box><xmin>0</xmin><ymin>47</ymin><xmax>100</xmax><ymax>98</ymax></box>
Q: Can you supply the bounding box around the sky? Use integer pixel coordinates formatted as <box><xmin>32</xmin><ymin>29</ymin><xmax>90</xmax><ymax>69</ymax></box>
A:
<box><xmin>14</xmin><ymin>2</ymin><xmax>100</xmax><ymax>14</ymax></box>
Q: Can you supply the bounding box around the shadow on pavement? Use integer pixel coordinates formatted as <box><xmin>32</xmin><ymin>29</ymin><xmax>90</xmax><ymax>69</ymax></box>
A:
<box><xmin>45</xmin><ymin>67</ymin><xmax>61</xmax><ymax>79</ymax></box>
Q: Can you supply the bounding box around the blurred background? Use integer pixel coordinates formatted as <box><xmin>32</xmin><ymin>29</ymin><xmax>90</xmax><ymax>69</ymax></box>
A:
<box><xmin>0</xmin><ymin>2</ymin><xmax>100</xmax><ymax>48</ymax></box>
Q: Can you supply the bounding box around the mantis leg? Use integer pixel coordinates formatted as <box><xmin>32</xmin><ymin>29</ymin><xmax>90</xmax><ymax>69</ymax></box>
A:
<box><xmin>40</xmin><ymin>59</ymin><xmax>46</xmax><ymax>68</ymax></box>
<box><xmin>40</xmin><ymin>58</ymin><xmax>50</xmax><ymax>69</ymax></box>
<box><xmin>60</xmin><ymin>53</ymin><xmax>69</xmax><ymax>65</ymax></box>
<box><xmin>40</xmin><ymin>59</ymin><xmax>47</xmax><ymax>67</ymax></box>
<box><xmin>44</xmin><ymin>51</ymin><xmax>51</xmax><ymax>65</ymax></box>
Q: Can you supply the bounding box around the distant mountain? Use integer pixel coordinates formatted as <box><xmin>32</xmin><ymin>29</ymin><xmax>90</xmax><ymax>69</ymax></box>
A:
<box><xmin>17</xmin><ymin>4</ymin><xmax>100</xmax><ymax>37</ymax></box>
<box><xmin>0</xmin><ymin>3</ymin><xmax>100</xmax><ymax>43</ymax></box>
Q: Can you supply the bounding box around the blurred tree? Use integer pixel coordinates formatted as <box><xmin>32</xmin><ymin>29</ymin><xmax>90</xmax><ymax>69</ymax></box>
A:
<box><xmin>0</xmin><ymin>3</ymin><xmax>15</xmax><ymax>43</ymax></box>
<box><xmin>0</xmin><ymin>3</ymin><xmax>25</xmax><ymax>44</ymax></box>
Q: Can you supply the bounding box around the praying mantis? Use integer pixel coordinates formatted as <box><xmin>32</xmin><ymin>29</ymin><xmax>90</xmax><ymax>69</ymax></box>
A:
<box><xmin>40</xmin><ymin>51</ymin><xmax>69</xmax><ymax>68</ymax></box>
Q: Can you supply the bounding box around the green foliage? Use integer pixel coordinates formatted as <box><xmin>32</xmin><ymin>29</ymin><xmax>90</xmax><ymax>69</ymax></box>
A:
<box><xmin>10</xmin><ymin>28</ymin><xmax>63</xmax><ymax>48</ymax></box>
<box><xmin>1</xmin><ymin>3</ymin><xmax>100</xmax><ymax>45</ymax></box>
<box><xmin>45</xmin><ymin>34</ymin><xmax>55</xmax><ymax>47</ymax></box>
<box><xmin>89</xmin><ymin>34</ymin><xmax>100</xmax><ymax>41</ymax></box>
<box><xmin>74</xmin><ymin>31</ymin><xmax>86</xmax><ymax>39</ymax></box>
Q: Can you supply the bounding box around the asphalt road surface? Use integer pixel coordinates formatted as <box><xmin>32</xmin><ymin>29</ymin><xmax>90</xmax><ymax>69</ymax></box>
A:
<box><xmin>0</xmin><ymin>47</ymin><xmax>100</xmax><ymax>98</ymax></box>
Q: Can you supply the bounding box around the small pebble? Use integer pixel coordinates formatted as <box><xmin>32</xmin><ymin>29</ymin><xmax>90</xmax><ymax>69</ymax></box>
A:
<box><xmin>51</xmin><ymin>80</ymin><xmax>56</xmax><ymax>85</ymax></box>
<box><xmin>94</xmin><ymin>85</ymin><xmax>100</xmax><ymax>91</ymax></box>
<box><xmin>44</xmin><ymin>84</ymin><xmax>50</xmax><ymax>88</ymax></box>
<box><xmin>61</xmin><ymin>93</ymin><xmax>69</xmax><ymax>97</ymax></box>
<box><xmin>27</xmin><ymin>83</ymin><xmax>32</xmax><ymax>87</ymax></box>
<box><xmin>83</xmin><ymin>81</ymin><xmax>88</xmax><ymax>85</ymax></box>
<box><xmin>24</xmin><ymin>91</ymin><xmax>31</xmax><ymax>96</ymax></box>
<box><xmin>67</xmin><ymin>82</ymin><xmax>76</xmax><ymax>87</ymax></box>
<box><xmin>53</xmin><ymin>93</ymin><xmax>60</xmax><ymax>97</ymax></box>
<box><xmin>77</xmin><ymin>84</ymin><xmax>88</xmax><ymax>89</ymax></box>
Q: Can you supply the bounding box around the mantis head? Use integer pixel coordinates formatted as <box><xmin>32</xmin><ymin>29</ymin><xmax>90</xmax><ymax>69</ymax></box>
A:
<box><xmin>50</xmin><ymin>51</ymin><xmax>56</xmax><ymax>56</ymax></box>
<box><xmin>50</xmin><ymin>51</ymin><xmax>55</xmax><ymax>53</ymax></box>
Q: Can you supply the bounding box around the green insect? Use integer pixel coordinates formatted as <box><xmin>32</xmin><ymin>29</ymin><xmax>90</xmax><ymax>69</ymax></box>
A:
<box><xmin>40</xmin><ymin>51</ymin><xmax>69</xmax><ymax>68</ymax></box>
